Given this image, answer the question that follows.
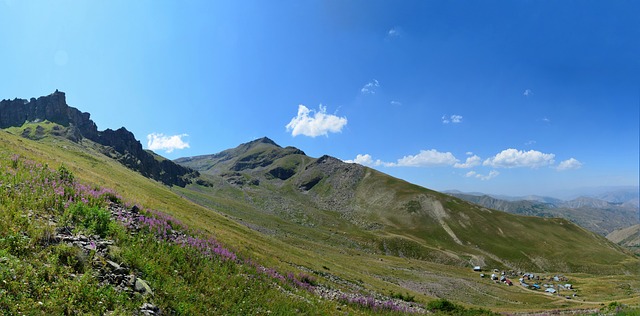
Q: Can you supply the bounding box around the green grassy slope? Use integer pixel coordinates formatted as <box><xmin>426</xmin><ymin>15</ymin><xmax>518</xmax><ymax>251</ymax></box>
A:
<box><xmin>0</xmin><ymin>133</ymin><xmax>352</xmax><ymax>314</ymax></box>
<box><xmin>353</xmin><ymin>169</ymin><xmax>635</xmax><ymax>273</ymax></box>
<box><xmin>177</xmin><ymin>138</ymin><xmax>636</xmax><ymax>273</ymax></box>
<box><xmin>607</xmin><ymin>224</ymin><xmax>640</xmax><ymax>254</ymax></box>
<box><xmin>176</xmin><ymin>137</ymin><xmax>640</xmax><ymax>312</ymax></box>
<box><xmin>2</xmin><ymin>125</ymin><xmax>638</xmax><ymax>313</ymax></box>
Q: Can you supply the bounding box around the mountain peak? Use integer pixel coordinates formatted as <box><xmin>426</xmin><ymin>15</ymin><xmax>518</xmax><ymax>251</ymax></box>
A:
<box><xmin>248</xmin><ymin>137</ymin><xmax>280</xmax><ymax>147</ymax></box>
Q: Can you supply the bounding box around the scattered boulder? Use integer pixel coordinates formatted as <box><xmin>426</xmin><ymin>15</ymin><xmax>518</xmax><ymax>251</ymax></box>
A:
<box><xmin>135</xmin><ymin>278</ymin><xmax>154</xmax><ymax>296</ymax></box>
<box><xmin>39</xmin><ymin>202</ymin><xmax>161</xmax><ymax>314</ymax></box>
<box><xmin>140</xmin><ymin>303</ymin><xmax>160</xmax><ymax>315</ymax></box>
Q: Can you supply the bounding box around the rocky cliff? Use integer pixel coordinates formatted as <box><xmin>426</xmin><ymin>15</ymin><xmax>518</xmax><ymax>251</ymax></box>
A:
<box><xmin>0</xmin><ymin>90</ymin><xmax>197</xmax><ymax>187</ymax></box>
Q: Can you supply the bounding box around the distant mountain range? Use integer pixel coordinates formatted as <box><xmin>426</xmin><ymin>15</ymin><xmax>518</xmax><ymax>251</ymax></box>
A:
<box><xmin>445</xmin><ymin>188</ymin><xmax>639</xmax><ymax>207</ymax></box>
<box><xmin>443</xmin><ymin>190</ymin><xmax>640</xmax><ymax>237</ymax></box>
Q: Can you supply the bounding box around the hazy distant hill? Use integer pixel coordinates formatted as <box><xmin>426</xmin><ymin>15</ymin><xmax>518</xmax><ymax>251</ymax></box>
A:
<box><xmin>591</xmin><ymin>188</ymin><xmax>640</xmax><ymax>209</ymax></box>
<box><xmin>446</xmin><ymin>192</ymin><xmax>639</xmax><ymax>235</ymax></box>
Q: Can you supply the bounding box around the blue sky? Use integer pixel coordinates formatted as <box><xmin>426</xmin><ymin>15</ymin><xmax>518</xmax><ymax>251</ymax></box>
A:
<box><xmin>1</xmin><ymin>0</ymin><xmax>638</xmax><ymax>197</ymax></box>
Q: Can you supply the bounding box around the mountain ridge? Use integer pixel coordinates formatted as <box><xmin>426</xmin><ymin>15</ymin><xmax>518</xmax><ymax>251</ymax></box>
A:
<box><xmin>175</xmin><ymin>137</ymin><xmax>637</xmax><ymax>274</ymax></box>
<box><xmin>1</xmin><ymin>91</ymin><xmax>197</xmax><ymax>186</ymax></box>
<box><xmin>446</xmin><ymin>192</ymin><xmax>640</xmax><ymax>236</ymax></box>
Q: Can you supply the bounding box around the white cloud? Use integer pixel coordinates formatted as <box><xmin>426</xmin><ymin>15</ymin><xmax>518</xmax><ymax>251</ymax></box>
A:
<box><xmin>344</xmin><ymin>154</ymin><xmax>383</xmax><ymax>167</ymax></box>
<box><xmin>465</xmin><ymin>170</ymin><xmax>499</xmax><ymax>180</ymax></box>
<box><xmin>542</xmin><ymin>117</ymin><xmax>551</xmax><ymax>123</ymax></box>
<box><xmin>346</xmin><ymin>150</ymin><xmax>459</xmax><ymax>168</ymax></box>
<box><xmin>361</xmin><ymin>79</ymin><xmax>380</xmax><ymax>94</ymax></box>
<box><xmin>454</xmin><ymin>155</ymin><xmax>481</xmax><ymax>168</ymax></box>
<box><xmin>557</xmin><ymin>158</ymin><xmax>583</xmax><ymax>171</ymax></box>
<box><xmin>390</xmin><ymin>100</ymin><xmax>402</xmax><ymax>106</ymax></box>
<box><xmin>525</xmin><ymin>140</ymin><xmax>536</xmax><ymax>146</ymax></box>
<box><xmin>523</xmin><ymin>89</ymin><xmax>533</xmax><ymax>96</ymax></box>
<box><xmin>442</xmin><ymin>114</ymin><xmax>463</xmax><ymax>124</ymax></box>
<box><xmin>483</xmin><ymin>148</ymin><xmax>555</xmax><ymax>168</ymax></box>
<box><xmin>389</xmin><ymin>149</ymin><xmax>458</xmax><ymax>167</ymax></box>
<box><xmin>285</xmin><ymin>104</ymin><xmax>347</xmax><ymax>137</ymax></box>
<box><xmin>147</xmin><ymin>133</ymin><xmax>190</xmax><ymax>153</ymax></box>
<box><xmin>465</xmin><ymin>152</ymin><xmax>474</xmax><ymax>156</ymax></box>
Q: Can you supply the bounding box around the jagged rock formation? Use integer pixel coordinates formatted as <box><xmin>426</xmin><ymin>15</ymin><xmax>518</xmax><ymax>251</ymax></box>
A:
<box><xmin>0</xmin><ymin>91</ymin><xmax>197</xmax><ymax>187</ymax></box>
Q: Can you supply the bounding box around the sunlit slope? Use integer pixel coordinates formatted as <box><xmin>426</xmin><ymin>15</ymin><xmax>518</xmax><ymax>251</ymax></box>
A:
<box><xmin>5</xmin><ymin>125</ymin><xmax>637</xmax><ymax>312</ymax></box>
<box><xmin>177</xmin><ymin>137</ymin><xmax>638</xmax><ymax>274</ymax></box>
<box><xmin>353</xmin><ymin>169</ymin><xmax>636</xmax><ymax>272</ymax></box>
<box><xmin>0</xmin><ymin>126</ymin><xmax>319</xmax><ymax>273</ymax></box>
<box><xmin>607</xmin><ymin>224</ymin><xmax>640</xmax><ymax>254</ymax></box>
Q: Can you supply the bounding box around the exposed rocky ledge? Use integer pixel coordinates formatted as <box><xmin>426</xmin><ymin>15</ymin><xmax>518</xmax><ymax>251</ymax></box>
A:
<box><xmin>0</xmin><ymin>91</ymin><xmax>197</xmax><ymax>187</ymax></box>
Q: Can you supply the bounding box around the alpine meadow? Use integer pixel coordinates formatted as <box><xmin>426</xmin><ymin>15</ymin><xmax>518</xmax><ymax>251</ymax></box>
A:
<box><xmin>1</xmin><ymin>1</ymin><xmax>639</xmax><ymax>315</ymax></box>
<box><xmin>0</xmin><ymin>91</ymin><xmax>637</xmax><ymax>314</ymax></box>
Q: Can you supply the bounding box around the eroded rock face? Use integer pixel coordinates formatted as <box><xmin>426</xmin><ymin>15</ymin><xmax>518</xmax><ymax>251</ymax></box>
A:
<box><xmin>0</xmin><ymin>91</ymin><xmax>197</xmax><ymax>187</ymax></box>
<box><xmin>0</xmin><ymin>91</ymin><xmax>99</xmax><ymax>138</ymax></box>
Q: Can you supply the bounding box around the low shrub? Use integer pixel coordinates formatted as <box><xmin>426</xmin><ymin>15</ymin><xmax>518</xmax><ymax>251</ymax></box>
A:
<box><xmin>390</xmin><ymin>291</ymin><xmax>415</xmax><ymax>302</ymax></box>
<box><xmin>55</xmin><ymin>243</ymin><xmax>88</xmax><ymax>273</ymax></box>
<box><xmin>63</xmin><ymin>203</ymin><xmax>113</xmax><ymax>237</ymax></box>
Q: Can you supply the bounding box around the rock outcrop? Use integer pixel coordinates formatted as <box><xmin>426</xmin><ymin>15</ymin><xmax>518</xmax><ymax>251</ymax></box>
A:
<box><xmin>0</xmin><ymin>91</ymin><xmax>197</xmax><ymax>187</ymax></box>
<box><xmin>34</xmin><ymin>204</ymin><xmax>162</xmax><ymax>315</ymax></box>
<box><xmin>0</xmin><ymin>90</ymin><xmax>98</xmax><ymax>138</ymax></box>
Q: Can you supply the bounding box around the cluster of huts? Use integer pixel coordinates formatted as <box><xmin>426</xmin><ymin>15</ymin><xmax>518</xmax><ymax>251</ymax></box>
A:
<box><xmin>474</xmin><ymin>266</ymin><xmax>576</xmax><ymax>297</ymax></box>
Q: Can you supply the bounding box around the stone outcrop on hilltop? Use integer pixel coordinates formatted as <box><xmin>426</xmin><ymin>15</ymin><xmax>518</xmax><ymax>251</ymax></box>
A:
<box><xmin>0</xmin><ymin>90</ymin><xmax>197</xmax><ymax>187</ymax></box>
<box><xmin>0</xmin><ymin>90</ymin><xmax>99</xmax><ymax>139</ymax></box>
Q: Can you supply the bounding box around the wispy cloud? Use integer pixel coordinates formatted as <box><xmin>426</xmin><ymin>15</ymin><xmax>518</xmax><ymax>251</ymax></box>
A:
<box><xmin>465</xmin><ymin>170</ymin><xmax>500</xmax><ymax>180</ymax></box>
<box><xmin>523</xmin><ymin>89</ymin><xmax>533</xmax><ymax>96</ymax></box>
<box><xmin>483</xmin><ymin>148</ymin><xmax>555</xmax><ymax>168</ymax></box>
<box><xmin>542</xmin><ymin>117</ymin><xmax>551</xmax><ymax>123</ymax></box>
<box><xmin>147</xmin><ymin>133</ymin><xmax>190</xmax><ymax>153</ymax></box>
<box><xmin>285</xmin><ymin>104</ymin><xmax>347</xmax><ymax>137</ymax></box>
<box><xmin>390</xmin><ymin>100</ymin><xmax>402</xmax><ymax>106</ymax></box>
<box><xmin>454</xmin><ymin>155</ymin><xmax>481</xmax><ymax>168</ymax></box>
<box><xmin>361</xmin><ymin>79</ymin><xmax>380</xmax><ymax>94</ymax></box>
<box><xmin>557</xmin><ymin>158</ymin><xmax>583</xmax><ymax>171</ymax></box>
<box><xmin>442</xmin><ymin>114</ymin><xmax>463</xmax><ymax>124</ymax></box>
<box><xmin>387</xmin><ymin>27</ymin><xmax>401</xmax><ymax>38</ymax></box>
<box><xmin>525</xmin><ymin>140</ymin><xmax>537</xmax><ymax>146</ymax></box>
